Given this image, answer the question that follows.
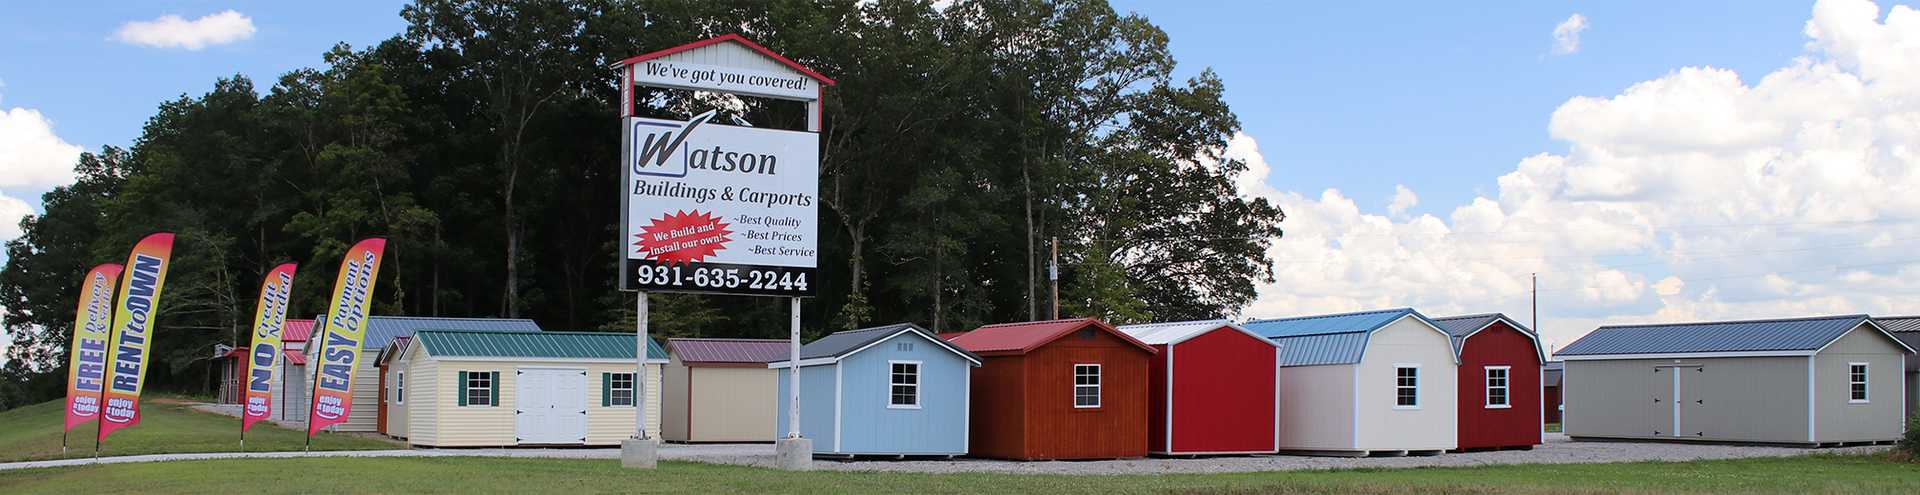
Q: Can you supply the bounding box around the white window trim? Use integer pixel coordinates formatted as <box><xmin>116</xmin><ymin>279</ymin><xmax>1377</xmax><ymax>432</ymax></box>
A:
<box><xmin>1073</xmin><ymin>363</ymin><xmax>1102</xmax><ymax>409</ymax></box>
<box><xmin>610</xmin><ymin>372</ymin><xmax>636</xmax><ymax>407</ymax></box>
<box><xmin>464</xmin><ymin>371</ymin><xmax>492</xmax><ymax>407</ymax></box>
<box><xmin>396</xmin><ymin>371</ymin><xmax>405</xmax><ymax>404</ymax></box>
<box><xmin>887</xmin><ymin>360</ymin><xmax>922</xmax><ymax>410</ymax></box>
<box><xmin>1393</xmin><ymin>363</ymin><xmax>1421</xmax><ymax>410</ymax></box>
<box><xmin>1484</xmin><ymin>365</ymin><xmax>1511</xmax><ymax>409</ymax></box>
<box><xmin>1848</xmin><ymin>362</ymin><xmax>1869</xmax><ymax>404</ymax></box>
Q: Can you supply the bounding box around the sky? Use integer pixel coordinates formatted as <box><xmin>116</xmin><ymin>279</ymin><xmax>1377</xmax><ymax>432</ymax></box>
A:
<box><xmin>4</xmin><ymin>1</ymin><xmax>1920</xmax><ymax>356</ymax></box>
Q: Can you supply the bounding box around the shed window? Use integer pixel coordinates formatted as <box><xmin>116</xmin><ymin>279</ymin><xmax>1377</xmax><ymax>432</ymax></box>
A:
<box><xmin>461</xmin><ymin>371</ymin><xmax>495</xmax><ymax>407</ymax></box>
<box><xmin>1484</xmin><ymin>366</ymin><xmax>1510</xmax><ymax>408</ymax></box>
<box><xmin>396</xmin><ymin>371</ymin><xmax>405</xmax><ymax>404</ymax></box>
<box><xmin>1849</xmin><ymin>363</ymin><xmax>1869</xmax><ymax>403</ymax></box>
<box><xmin>889</xmin><ymin>361</ymin><xmax>920</xmax><ymax>408</ymax></box>
<box><xmin>1395</xmin><ymin>365</ymin><xmax>1420</xmax><ymax>408</ymax></box>
<box><xmin>1073</xmin><ymin>364</ymin><xmax>1102</xmax><ymax>408</ymax></box>
<box><xmin>608</xmin><ymin>373</ymin><xmax>635</xmax><ymax>407</ymax></box>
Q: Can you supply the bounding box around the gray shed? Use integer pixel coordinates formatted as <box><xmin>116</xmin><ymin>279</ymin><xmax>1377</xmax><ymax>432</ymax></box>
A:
<box><xmin>1558</xmin><ymin>314</ymin><xmax>1912</xmax><ymax>446</ymax></box>
<box><xmin>1874</xmin><ymin>316</ymin><xmax>1920</xmax><ymax>420</ymax></box>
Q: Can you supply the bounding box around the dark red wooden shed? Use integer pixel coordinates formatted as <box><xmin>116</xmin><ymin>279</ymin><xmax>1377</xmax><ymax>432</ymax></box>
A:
<box><xmin>949</xmin><ymin>318</ymin><xmax>1156</xmax><ymax>460</ymax></box>
<box><xmin>1118</xmin><ymin>320</ymin><xmax>1281</xmax><ymax>455</ymax></box>
<box><xmin>1433</xmin><ymin>313</ymin><xmax>1546</xmax><ymax>450</ymax></box>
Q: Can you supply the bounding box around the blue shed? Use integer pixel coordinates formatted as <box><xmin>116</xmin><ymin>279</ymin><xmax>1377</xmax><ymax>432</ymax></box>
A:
<box><xmin>769</xmin><ymin>323</ymin><xmax>983</xmax><ymax>456</ymax></box>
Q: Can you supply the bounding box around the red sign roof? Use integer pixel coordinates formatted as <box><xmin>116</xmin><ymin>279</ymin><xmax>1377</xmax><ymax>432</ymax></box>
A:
<box><xmin>284</xmin><ymin>319</ymin><xmax>316</xmax><ymax>343</ymax></box>
<box><xmin>284</xmin><ymin>350</ymin><xmax>308</xmax><ymax>365</ymax></box>
<box><xmin>949</xmin><ymin>318</ymin><xmax>1156</xmax><ymax>356</ymax></box>
<box><xmin>614</xmin><ymin>34</ymin><xmax>835</xmax><ymax>85</ymax></box>
<box><xmin>667</xmin><ymin>338</ymin><xmax>791</xmax><ymax>364</ymax></box>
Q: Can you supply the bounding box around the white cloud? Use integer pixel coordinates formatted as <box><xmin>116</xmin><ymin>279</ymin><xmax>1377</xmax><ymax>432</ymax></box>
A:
<box><xmin>1387</xmin><ymin>185</ymin><xmax>1419</xmax><ymax>217</ymax></box>
<box><xmin>1552</xmin><ymin>13</ymin><xmax>1589</xmax><ymax>55</ymax></box>
<box><xmin>0</xmin><ymin>190</ymin><xmax>29</xmax><ymax>241</ymax></box>
<box><xmin>112</xmin><ymin>10</ymin><xmax>256</xmax><ymax>50</ymax></box>
<box><xmin>1241</xmin><ymin>0</ymin><xmax>1920</xmax><ymax>349</ymax></box>
<box><xmin>0</xmin><ymin>107</ymin><xmax>82</xmax><ymax>188</ymax></box>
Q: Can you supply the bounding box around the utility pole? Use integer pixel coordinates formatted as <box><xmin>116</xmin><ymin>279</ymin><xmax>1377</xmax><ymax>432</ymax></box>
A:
<box><xmin>1050</xmin><ymin>237</ymin><xmax>1059</xmax><ymax>320</ymax></box>
<box><xmin>1531</xmin><ymin>272</ymin><xmax>1538</xmax><ymax>332</ymax></box>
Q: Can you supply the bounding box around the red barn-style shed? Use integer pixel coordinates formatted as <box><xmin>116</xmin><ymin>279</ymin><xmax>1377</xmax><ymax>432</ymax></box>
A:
<box><xmin>1118</xmin><ymin>320</ymin><xmax>1281</xmax><ymax>455</ymax></box>
<box><xmin>1432</xmin><ymin>313</ymin><xmax>1546</xmax><ymax>450</ymax></box>
<box><xmin>949</xmin><ymin>318</ymin><xmax>1156</xmax><ymax>460</ymax></box>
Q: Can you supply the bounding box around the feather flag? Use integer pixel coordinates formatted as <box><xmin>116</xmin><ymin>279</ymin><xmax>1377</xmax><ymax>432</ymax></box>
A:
<box><xmin>96</xmin><ymin>232</ymin><xmax>175</xmax><ymax>443</ymax></box>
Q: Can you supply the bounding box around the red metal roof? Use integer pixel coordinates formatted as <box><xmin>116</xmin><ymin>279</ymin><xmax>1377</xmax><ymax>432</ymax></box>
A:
<box><xmin>936</xmin><ymin>332</ymin><xmax>968</xmax><ymax>341</ymax></box>
<box><xmin>667</xmin><ymin>338</ymin><xmax>791</xmax><ymax>364</ymax></box>
<box><xmin>613</xmin><ymin>34</ymin><xmax>836</xmax><ymax>85</ymax></box>
<box><xmin>949</xmin><ymin>318</ymin><xmax>1156</xmax><ymax>356</ymax></box>
<box><xmin>284</xmin><ymin>350</ymin><xmax>308</xmax><ymax>365</ymax></box>
<box><xmin>283</xmin><ymin>319</ymin><xmax>316</xmax><ymax>343</ymax></box>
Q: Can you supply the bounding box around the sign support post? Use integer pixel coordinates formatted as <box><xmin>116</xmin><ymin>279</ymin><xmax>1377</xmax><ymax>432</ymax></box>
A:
<box><xmin>614</xmin><ymin>34</ymin><xmax>833</xmax><ymax>471</ymax></box>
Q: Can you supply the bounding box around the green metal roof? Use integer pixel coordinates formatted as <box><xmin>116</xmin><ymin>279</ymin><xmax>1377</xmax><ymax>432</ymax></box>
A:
<box><xmin>414</xmin><ymin>330</ymin><xmax>668</xmax><ymax>361</ymax></box>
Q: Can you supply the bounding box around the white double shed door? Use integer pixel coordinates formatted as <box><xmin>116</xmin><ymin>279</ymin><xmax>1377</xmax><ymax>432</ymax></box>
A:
<box><xmin>516</xmin><ymin>367</ymin><xmax>589</xmax><ymax>445</ymax></box>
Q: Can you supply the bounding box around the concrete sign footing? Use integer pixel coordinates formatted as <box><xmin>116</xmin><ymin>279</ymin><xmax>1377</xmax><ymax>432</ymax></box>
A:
<box><xmin>621</xmin><ymin>438</ymin><xmax>660</xmax><ymax>469</ymax></box>
<box><xmin>774</xmin><ymin>437</ymin><xmax>813</xmax><ymax>470</ymax></box>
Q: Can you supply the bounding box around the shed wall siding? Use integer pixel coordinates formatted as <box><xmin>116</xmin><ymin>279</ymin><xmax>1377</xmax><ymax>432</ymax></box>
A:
<box><xmin>585</xmin><ymin>363</ymin><xmax>664</xmax><ymax>445</ymax></box>
<box><xmin>1355</xmin><ymin>317</ymin><xmax>1457</xmax><ymax>451</ymax></box>
<box><xmin>1275</xmin><ymin>364</ymin><xmax>1355</xmax><ymax>451</ymax></box>
<box><xmin>1166</xmin><ymin>329</ymin><xmax>1278</xmax><ymax>454</ymax></box>
<box><xmin>688</xmin><ymin>366</ymin><xmax>778</xmax><ymax>442</ymax></box>
<box><xmin>1565</xmin><ymin>356</ymin><xmax>1810</xmax><ymax>443</ymax></box>
<box><xmin>775</xmin><ymin>364</ymin><xmax>839</xmax><ymax>450</ymax></box>
<box><xmin>1016</xmin><ymin>330</ymin><xmax>1151</xmax><ymax>460</ymax></box>
<box><xmin>339</xmin><ymin>358</ymin><xmax>380</xmax><ymax>432</ymax></box>
<box><xmin>386</xmin><ymin>363</ymin><xmax>409</xmax><ymax>438</ymax></box>
<box><xmin>836</xmin><ymin>332</ymin><xmax>970</xmax><ymax>454</ymax></box>
<box><xmin>662</xmin><ymin>356</ymin><xmax>692</xmax><ymax>441</ymax></box>
<box><xmin>404</xmin><ymin>345</ymin><xmax>439</xmax><ymax>446</ymax></box>
<box><xmin>966</xmin><ymin>355</ymin><xmax>1028</xmax><ymax>459</ymax></box>
<box><xmin>1813</xmin><ymin>324</ymin><xmax>1906</xmax><ymax>442</ymax></box>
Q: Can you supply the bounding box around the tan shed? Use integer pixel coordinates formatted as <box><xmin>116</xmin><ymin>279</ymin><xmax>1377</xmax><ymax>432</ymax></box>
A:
<box><xmin>662</xmin><ymin>338</ymin><xmax>787</xmax><ymax>442</ymax></box>
<box><xmin>1560</xmin><ymin>315</ymin><xmax>1913</xmax><ymax>446</ymax></box>
<box><xmin>397</xmin><ymin>330</ymin><xmax>668</xmax><ymax>447</ymax></box>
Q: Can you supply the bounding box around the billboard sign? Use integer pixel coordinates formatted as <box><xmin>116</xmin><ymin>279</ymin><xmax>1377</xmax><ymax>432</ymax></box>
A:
<box><xmin>621</xmin><ymin>109</ymin><xmax>818</xmax><ymax>296</ymax></box>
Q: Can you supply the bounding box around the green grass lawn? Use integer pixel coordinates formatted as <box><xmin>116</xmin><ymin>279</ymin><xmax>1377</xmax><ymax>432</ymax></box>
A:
<box><xmin>1546</xmin><ymin>423</ymin><xmax>1562</xmax><ymax>433</ymax></box>
<box><xmin>1</xmin><ymin>454</ymin><xmax>1916</xmax><ymax>494</ymax></box>
<box><xmin>0</xmin><ymin>398</ymin><xmax>399</xmax><ymax>462</ymax></box>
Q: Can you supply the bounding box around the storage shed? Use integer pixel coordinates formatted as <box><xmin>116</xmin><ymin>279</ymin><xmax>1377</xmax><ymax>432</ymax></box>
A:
<box><xmin>215</xmin><ymin>318</ymin><xmax>314</xmax><ymax>424</ymax></box>
<box><xmin>374</xmin><ymin>336</ymin><xmax>411</xmax><ymax>436</ymax></box>
<box><xmin>1559</xmin><ymin>314</ymin><xmax>1913</xmax><ymax>445</ymax></box>
<box><xmin>1875</xmin><ymin>316</ymin><xmax>1920</xmax><ymax>419</ymax></box>
<box><xmin>771</xmin><ymin>323</ymin><xmax>982</xmax><ymax>456</ymax></box>
<box><xmin>316</xmin><ymin>315</ymin><xmax>543</xmax><ymax>432</ymax></box>
<box><xmin>390</xmin><ymin>330</ymin><xmax>668</xmax><ymax>447</ymax></box>
<box><xmin>1117</xmin><ymin>319</ymin><xmax>1281</xmax><ymax>455</ymax></box>
<box><xmin>1244</xmin><ymin>308</ymin><xmax>1460</xmax><ymax>456</ymax></box>
<box><xmin>662</xmin><ymin>338</ymin><xmax>787</xmax><ymax>442</ymax></box>
<box><xmin>1431</xmin><ymin>313</ymin><xmax>1545</xmax><ymax>450</ymax></box>
<box><xmin>949</xmin><ymin>318</ymin><xmax>1157</xmax><ymax>460</ymax></box>
<box><xmin>1543</xmin><ymin>361</ymin><xmax>1564</xmax><ymax>425</ymax></box>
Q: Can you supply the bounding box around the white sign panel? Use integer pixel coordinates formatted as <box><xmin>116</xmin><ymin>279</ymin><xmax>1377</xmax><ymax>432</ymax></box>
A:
<box><xmin>621</xmin><ymin>110</ymin><xmax>819</xmax><ymax>296</ymax></box>
<box><xmin>631</xmin><ymin>60</ymin><xmax>818</xmax><ymax>101</ymax></box>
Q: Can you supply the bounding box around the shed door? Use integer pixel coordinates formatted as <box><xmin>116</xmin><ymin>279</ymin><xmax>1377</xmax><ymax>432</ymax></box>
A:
<box><xmin>517</xmin><ymin>367</ymin><xmax>588</xmax><ymax>444</ymax></box>
<box><xmin>1650</xmin><ymin>366</ymin><xmax>1675</xmax><ymax>437</ymax></box>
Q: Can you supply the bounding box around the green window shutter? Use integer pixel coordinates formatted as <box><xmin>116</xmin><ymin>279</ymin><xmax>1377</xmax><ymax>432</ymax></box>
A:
<box><xmin>457</xmin><ymin>371</ymin><xmax>468</xmax><ymax>406</ymax></box>
<box><xmin>489</xmin><ymin>371</ymin><xmax>500</xmax><ymax>407</ymax></box>
<box><xmin>601</xmin><ymin>373</ymin><xmax>612</xmax><ymax>407</ymax></box>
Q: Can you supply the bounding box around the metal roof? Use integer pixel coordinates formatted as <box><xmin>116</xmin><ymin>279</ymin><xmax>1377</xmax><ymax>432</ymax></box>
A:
<box><xmin>1430</xmin><ymin>313</ymin><xmax>1547</xmax><ymax>362</ymax></box>
<box><xmin>353</xmin><ymin>315</ymin><xmax>542</xmax><ymax>350</ymax></box>
<box><xmin>950</xmin><ymin>318</ymin><xmax>1157</xmax><ymax>356</ymax></box>
<box><xmin>783</xmin><ymin>323</ymin><xmax>981</xmax><ymax>365</ymax></box>
<box><xmin>414</xmin><ymin>330</ymin><xmax>667</xmax><ymax>362</ymax></box>
<box><xmin>1117</xmin><ymin>319</ymin><xmax>1279</xmax><ymax>348</ymax></box>
<box><xmin>375</xmin><ymin>336</ymin><xmax>412</xmax><ymax>366</ymax></box>
<box><xmin>667</xmin><ymin>338</ymin><xmax>790</xmax><ymax>364</ymax></box>
<box><xmin>1271</xmin><ymin>332</ymin><xmax>1370</xmax><ymax>366</ymax></box>
<box><xmin>1876</xmin><ymin>316</ymin><xmax>1920</xmax><ymax>333</ymax></box>
<box><xmin>1243</xmin><ymin>308</ymin><xmax>1421</xmax><ymax>338</ymax></box>
<box><xmin>1557</xmin><ymin>314</ymin><xmax>1886</xmax><ymax>357</ymax></box>
<box><xmin>283</xmin><ymin>319</ymin><xmax>316</xmax><ymax>343</ymax></box>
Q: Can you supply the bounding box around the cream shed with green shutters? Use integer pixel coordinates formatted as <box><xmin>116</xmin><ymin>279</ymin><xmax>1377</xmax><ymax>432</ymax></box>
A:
<box><xmin>390</xmin><ymin>330</ymin><xmax>668</xmax><ymax>447</ymax></box>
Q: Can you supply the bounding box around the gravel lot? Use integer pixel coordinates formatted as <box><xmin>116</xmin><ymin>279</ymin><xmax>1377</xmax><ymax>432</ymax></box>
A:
<box><xmin>6</xmin><ymin>433</ymin><xmax>1885</xmax><ymax>475</ymax></box>
<box><xmin>657</xmin><ymin>434</ymin><xmax>1890</xmax><ymax>475</ymax></box>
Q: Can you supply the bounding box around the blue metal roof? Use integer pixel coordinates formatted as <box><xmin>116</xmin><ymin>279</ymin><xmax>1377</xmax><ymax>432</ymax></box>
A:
<box><xmin>784</xmin><ymin>323</ymin><xmax>982</xmax><ymax>365</ymax></box>
<box><xmin>1557</xmin><ymin>314</ymin><xmax>1874</xmax><ymax>356</ymax></box>
<box><xmin>340</xmin><ymin>315</ymin><xmax>543</xmax><ymax>350</ymax></box>
<box><xmin>1272</xmin><ymin>332</ymin><xmax>1371</xmax><ymax>366</ymax></box>
<box><xmin>415</xmin><ymin>330</ymin><xmax>667</xmax><ymax>361</ymax></box>
<box><xmin>1243</xmin><ymin>308</ymin><xmax>1420</xmax><ymax>338</ymax></box>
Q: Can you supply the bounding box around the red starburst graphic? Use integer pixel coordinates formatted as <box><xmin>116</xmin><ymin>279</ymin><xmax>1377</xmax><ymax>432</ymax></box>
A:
<box><xmin>634</xmin><ymin>210</ymin><xmax>733</xmax><ymax>265</ymax></box>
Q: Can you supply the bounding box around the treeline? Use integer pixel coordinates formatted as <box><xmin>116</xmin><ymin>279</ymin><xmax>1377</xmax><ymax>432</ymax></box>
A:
<box><xmin>0</xmin><ymin>0</ymin><xmax>1282</xmax><ymax>408</ymax></box>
